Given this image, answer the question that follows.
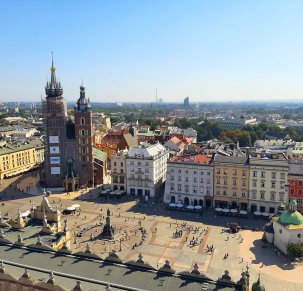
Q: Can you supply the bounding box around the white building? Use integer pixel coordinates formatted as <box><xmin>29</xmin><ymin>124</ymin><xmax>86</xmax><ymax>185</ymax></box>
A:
<box><xmin>265</xmin><ymin>200</ymin><xmax>303</xmax><ymax>255</ymax></box>
<box><xmin>164</xmin><ymin>154</ymin><xmax>214</xmax><ymax>207</ymax></box>
<box><xmin>218</xmin><ymin>116</ymin><xmax>257</xmax><ymax>129</ymax></box>
<box><xmin>249</xmin><ymin>158</ymin><xmax>288</xmax><ymax>214</ymax></box>
<box><xmin>126</xmin><ymin>143</ymin><xmax>169</xmax><ymax>198</ymax></box>
<box><xmin>110</xmin><ymin>149</ymin><xmax>127</xmax><ymax>191</ymax></box>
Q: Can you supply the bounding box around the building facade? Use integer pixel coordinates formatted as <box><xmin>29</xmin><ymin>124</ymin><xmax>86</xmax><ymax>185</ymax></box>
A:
<box><xmin>164</xmin><ymin>154</ymin><xmax>214</xmax><ymax>207</ymax></box>
<box><xmin>111</xmin><ymin>149</ymin><xmax>127</xmax><ymax>191</ymax></box>
<box><xmin>42</xmin><ymin>59</ymin><xmax>100</xmax><ymax>190</ymax></box>
<box><xmin>288</xmin><ymin>160</ymin><xmax>303</xmax><ymax>211</ymax></box>
<box><xmin>213</xmin><ymin>155</ymin><xmax>250</xmax><ymax>210</ymax></box>
<box><xmin>126</xmin><ymin>143</ymin><xmax>169</xmax><ymax>198</ymax></box>
<box><xmin>0</xmin><ymin>140</ymin><xmax>44</xmax><ymax>179</ymax></box>
<box><xmin>249</xmin><ymin>159</ymin><xmax>288</xmax><ymax>214</ymax></box>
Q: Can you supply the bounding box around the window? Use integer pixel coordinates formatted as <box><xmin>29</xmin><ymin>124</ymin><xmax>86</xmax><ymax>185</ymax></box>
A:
<box><xmin>216</xmin><ymin>168</ymin><xmax>220</xmax><ymax>174</ymax></box>
<box><xmin>224</xmin><ymin>169</ymin><xmax>227</xmax><ymax>175</ymax></box>
<box><xmin>270</xmin><ymin>193</ymin><xmax>275</xmax><ymax>201</ymax></box>
<box><xmin>233</xmin><ymin>190</ymin><xmax>237</xmax><ymax>197</ymax></box>
<box><xmin>178</xmin><ymin>176</ymin><xmax>181</xmax><ymax>181</ymax></box>
<box><xmin>81</xmin><ymin>117</ymin><xmax>85</xmax><ymax>125</ymax></box>
<box><xmin>185</xmin><ymin>177</ymin><xmax>189</xmax><ymax>182</ymax></box>
<box><xmin>280</xmin><ymin>183</ymin><xmax>284</xmax><ymax>189</ymax></box>
<box><xmin>242</xmin><ymin>180</ymin><xmax>246</xmax><ymax>187</ymax></box>
<box><xmin>241</xmin><ymin>192</ymin><xmax>246</xmax><ymax>197</ymax></box>
<box><xmin>261</xmin><ymin>181</ymin><xmax>265</xmax><ymax>188</ymax></box>
<box><xmin>271</xmin><ymin>182</ymin><xmax>276</xmax><ymax>189</ymax></box>
<box><xmin>216</xmin><ymin>177</ymin><xmax>220</xmax><ymax>184</ymax></box>
<box><xmin>252</xmin><ymin>192</ymin><xmax>256</xmax><ymax>199</ymax></box>
<box><xmin>280</xmin><ymin>173</ymin><xmax>285</xmax><ymax>179</ymax></box>
<box><xmin>194</xmin><ymin>171</ymin><xmax>197</xmax><ymax>175</ymax></box>
<box><xmin>114</xmin><ymin>162</ymin><xmax>116</xmax><ymax>166</ymax></box>
<box><xmin>120</xmin><ymin>169</ymin><xmax>124</xmax><ymax>174</ymax></box>
<box><xmin>185</xmin><ymin>170</ymin><xmax>188</xmax><ymax>174</ymax></box>
<box><xmin>170</xmin><ymin>185</ymin><xmax>174</xmax><ymax>191</ymax></box>
<box><xmin>253</xmin><ymin>181</ymin><xmax>257</xmax><ymax>187</ymax></box>
<box><xmin>81</xmin><ymin>129</ymin><xmax>85</xmax><ymax>136</ymax></box>
<box><xmin>299</xmin><ymin>181</ymin><xmax>303</xmax><ymax>187</ymax></box>
<box><xmin>178</xmin><ymin>169</ymin><xmax>181</xmax><ymax>173</ymax></box>
<box><xmin>207</xmin><ymin>172</ymin><xmax>210</xmax><ymax>176</ymax></box>
<box><xmin>299</xmin><ymin>190</ymin><xmax>302</xmax><ymax>195</ymax></box>
<box><xmin>233</xmin><ymin>179</ymin><xmax>237</xmax><ymax>186</ymax></box>
<box><xmin>138</xmin><ymin>161</ymin><xmax>141</xmax><ymax>166</ymax></box>
<box><xmin>224</xmin><ymin>178</ymin><xmax>227</xmax><ymax>185</ymax></box>
<box><xmin>170</xmin><ymin>169</ymin><xmax>174</xmax><ymax>172</ymax></box>
<box><xmin>131</xmin><ymin>161</ymin><xmax>134</xmax><ymax>165</ymax></box>
<box><xmin>130</xmin><ymin>188</ymin><xmax>135</xmax><ymax>195</ymax></box>
<box><xmin>193</xmin><ymin>178</ymin><xmax>197</xmax><ymax>183</ymax></box>
<box><xmin>170</xmin><ymin>176</ymin><xmax>174</xmax><ymax>181</ymax></box>
<box><xmin>271</xmin><ymin>172</ymin><xmax>276</xmax><ymax>179</ymax></box>
<box><xmin>261</xmin><ymin>172</ymin><xmax>265</xmax><ymax>178</ymax></box>
<box><xmin>193</xmin><ymin>187</ymin><xmax>197</xmax><ymax>193</ymax></box>
<box><xmin>185</xmin><ymin>185</ymin><xmax>189</xmax><ymax>192</ymax></box>
<box><xmin>207</xmin><ymin>179</ymin><xmax>210</xmax><ymax>184</ymax></box>
<box><xmin>177</xmin><ymin>184</ymin><xmax>182</xmax><ymax>191</ymax></box>
<box><xmin>260</xmin><ymin>192</ymin><xmax>265</xmax><ymax>200</ymax></box>
<box><xmin>290</xmin><ymin>189</ymin><xmax>295</xmax><ymax>195</ymax></box>
<box><xmin>121</xmin><ymin>162</ymin><xmax>123</xmax><ymax>167</ymax></box>
<box><xmin>223</xmin><ymin>190</ymin><xmax>227</xmax><ymax>196</ymax></box>
<box><xmin>200</xmin><ymin>178</ymin><xmax>204</xmax><ymax>183</ymax></box>
<box><xmin>290</xmin><ymin>180</ymin><xmax>294</xmax><ymax>185</ymax></box>
<box><xmin>279</xmin><ymin>194</ymin><xmax>284</xmax><ymax>201</ymax></box>
<box><xmin>233</xmin><ymin>170</ymin><xmax>237</xmax><ymax>176</ymax></box>
<box><xmin>200</xmin><ymin>171</ymin><xmax>204</xmax><ymax>175</ymax></box>
<box><xmin>242</xmin><ymin>171</ymin><xmax>246</xmax><ymax>176</ymax></box>
<box><xmin>216</xmin><ymin>190</ymin><xmax>220</xmax><ymax>195</ymax></box>
<box><xmin>253</xmin><ymin>171</ymin><xmax>257</xmax><ymax>177</ymax></box>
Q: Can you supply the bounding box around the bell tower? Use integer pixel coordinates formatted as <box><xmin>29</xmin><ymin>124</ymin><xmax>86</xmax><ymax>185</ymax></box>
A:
<box><xmin>42</xmin><ymin>54</ymin><xmax>68</xmax><ymax>187</ymax></box>
<box><xmin>74</xmin><ymin>85</ymin><xmax>94</xmax><ymax>187</ymax></box>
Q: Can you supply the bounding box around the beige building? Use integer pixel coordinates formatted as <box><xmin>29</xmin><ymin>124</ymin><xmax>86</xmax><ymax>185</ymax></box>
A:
<box><xmin>249</xmin><ymin>158</ymin><xmax>288</xmax><ymax>214</ymax></box>
<box><xmin>0</xmin><ymin>140</ymin><xmax>44</xmax><ymax>179</ymax></box>
<box><xmin>213</xmin><ymin>155</ymin><xmax>250</xmax><ymax>210</ymax></box>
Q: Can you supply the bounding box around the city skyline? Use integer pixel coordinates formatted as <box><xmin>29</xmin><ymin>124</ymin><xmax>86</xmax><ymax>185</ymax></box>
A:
<box><xmin>2</xmin><ymin>1</ymin><xmax>303</xmax><ymax>102</ymax></box>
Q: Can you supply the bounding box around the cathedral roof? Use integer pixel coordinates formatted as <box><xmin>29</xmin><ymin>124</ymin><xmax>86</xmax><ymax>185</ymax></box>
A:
<box><xmin>278</xmin><ymin>211</ymin><xmax>303</xmax><ymax>226</ymax></box>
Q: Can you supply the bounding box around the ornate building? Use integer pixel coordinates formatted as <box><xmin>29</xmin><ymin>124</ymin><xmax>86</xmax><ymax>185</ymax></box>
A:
<box><xmin>42</xmin><ymin>57</ymin><xmax>104</xmax><ymax>190</ymax></box>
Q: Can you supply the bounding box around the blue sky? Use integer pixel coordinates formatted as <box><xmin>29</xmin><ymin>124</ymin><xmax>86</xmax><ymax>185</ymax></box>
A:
<box><xmin>1</xmin><ymin>0</ymin><xmax>303</xmax><ymax>103</ymax></box>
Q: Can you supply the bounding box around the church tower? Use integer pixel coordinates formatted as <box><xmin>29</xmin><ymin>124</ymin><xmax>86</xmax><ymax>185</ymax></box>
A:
<box><xmin>74</xmin><ymin>85</ymin><xmax>94</xmax><ymax>187</ymax></box>
<box><xmin>42</xmin><ymin>55</ymin><xmax>68</xmax><ymax>188</ymax></box>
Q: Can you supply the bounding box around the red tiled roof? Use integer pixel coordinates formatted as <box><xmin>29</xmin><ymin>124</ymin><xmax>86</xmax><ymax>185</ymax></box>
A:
<box><xmin>170</xmin><ymin>154</ymin><xmax>212</xmax><ymax>165</ymax></box>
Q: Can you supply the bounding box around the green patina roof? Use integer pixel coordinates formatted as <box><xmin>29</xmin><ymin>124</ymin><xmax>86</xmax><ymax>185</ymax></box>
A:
<box><xmin>278</xmin><ymin>210</ymin><xmax>303</xmax><ymax>226</ymax></box>
<box><xmin>93</xmin><ymin>147</ymin><xmax>107</xmax><ymax>161</ymax></box>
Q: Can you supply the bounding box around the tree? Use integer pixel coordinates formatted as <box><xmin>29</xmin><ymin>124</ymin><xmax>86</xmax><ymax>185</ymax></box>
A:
<box><xmin>287</xmin><ymin>243</ymin><xmax>303</xmax><ymax>258</ymax></box>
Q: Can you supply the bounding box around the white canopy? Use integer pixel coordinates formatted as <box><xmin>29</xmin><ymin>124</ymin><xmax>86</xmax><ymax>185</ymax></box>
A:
<box><xmin>222</xmin><ymin>209</ymin><xmax>230</xmax><ymax>213</ymax></box>
<box><xmin>240</xmin><ymin>210</ymin><xmax>248</xmax><ymax>215</ymax></box>
<box><xmin>215</xmin><ymin>208</ymin><xmax>222</xmax><ymax>212</ymax></box>
<box><xmin>72</xmin><ymin>204</ymin><xmax>80</xmax><ymax>209</ymax></box>
<box><xmin>169</xmin><ymin>203</ymin><xmax>176</xmax><ymax>207</ymax></box>
<box><xmin>230</xmin><ymin>209</ymin><xmax>238</xmax><ymax>213</ymax></box>
<box><xmin>262</xmin><ymin>212</ymin><xmax>270</xmax><ymax>216</ymax></box>
<box><xmin>186</xmin><ymin>205</ymin><xmax>195</xmax><ymax>209</ymax></box>
<box><xmin>194</xmin><ymin>205</ymin><xmax>202</xmax><ymax>209</ymax></box>
<box><xmin>176</xmin><ymin>204</ymin><xmax>183</xmax><ymax>208</ymax></box>
<box><xmin>254</xmin><ymin>211</ymin><xmax>261</xmax><ymax>216</ymax></box>
<box><xmin>66</xmin><ymin>206</ymin><xmax>76</xmax><ymax>211</ymax></box>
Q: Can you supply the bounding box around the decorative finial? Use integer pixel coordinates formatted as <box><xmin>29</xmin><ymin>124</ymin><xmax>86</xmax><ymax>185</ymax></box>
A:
<box><xmin>22</xmin><ymin>268</ymin><xmax>30</xmax><ymax>279</ymax></box>
<box><xmin>0</xmin><ymin>261</ymin><xmax>5</xmax><ymax>273</ymax></box>
<box><xmin>47</xmin><ymin>271</ymin><xmax>55</xmax><ymax>284</ymax></box>
<box><xmin>51</xmin><ymin>51</ymin><xmax>54</xmax><ymax>69</ymax></box>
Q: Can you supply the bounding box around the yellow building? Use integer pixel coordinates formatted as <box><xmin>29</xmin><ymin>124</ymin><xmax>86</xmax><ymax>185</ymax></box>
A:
<box><xmin>214</xmin><ymin>155</ymin><xmax>250</xmax><ymax>210</ymax></box>
<box><xmin>0</xmin><ymin>140</ymin><xmax>44</xmax><ymax>179</ymax></box>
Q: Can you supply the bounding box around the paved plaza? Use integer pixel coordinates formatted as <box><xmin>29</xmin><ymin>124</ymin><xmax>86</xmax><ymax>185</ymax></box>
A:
<box><xmin>0</xmin><ymin>173</ymin><xmax>303</xmax><ymax>290</ymax></box>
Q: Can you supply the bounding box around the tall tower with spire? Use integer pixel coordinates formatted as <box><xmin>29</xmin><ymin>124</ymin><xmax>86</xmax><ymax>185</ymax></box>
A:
<box><xmin>74</xmin><ymin>85</ymin><xmax>94</xmax><ymax>187</ymax></box>
<box><xmin>42</xmin><ymin>54</ymin><xmax>70</xmax><ymax>188</ymax></box>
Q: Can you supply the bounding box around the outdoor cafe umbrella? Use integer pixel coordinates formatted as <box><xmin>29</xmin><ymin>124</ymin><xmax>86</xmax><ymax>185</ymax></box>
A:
<box><xmin>215</xmin><ymin>208</ymin><xmax>222</xmax><ymax>212</ymax></box>
<box><xmin>194</xmin><ymin>205</ymin><xmax>202</xmax><ymax>210</ymax></box>
<box><xmin>176</xmin><ymin>204</ymin><xmax>183</xmax><ymax>208</ymax></box>
<box><xmin>222</xmin><ymin>209</ymin><xmax>230</xmax><ymax>213</ymax></box>
<box><xmin>262</xmin><ymin>212</ymin><xmax>270</xmax><ymax>217</ymax></box>
<box><xmin>186</xmin><ymin>205</ymin><xmax>195</xmax><ymax>210</ymax></box>
<box><xmin>240</xmin><ymin>210</ymin><xmax>248</xmax><ymax>215</ymax></box>
<box><xmin>230</xmin><ymin>209</ymin><xmax>238</xmax><ymax>214</ymax></box>
<box><xmin>169</xmin><ymin>203</ymin><xmax>176</xmax><ymax>207</ymax></box>
<box><xmin>254</xmin><ymin>211</ymin><xmax>261</xmax><ymax>216</ymax></box>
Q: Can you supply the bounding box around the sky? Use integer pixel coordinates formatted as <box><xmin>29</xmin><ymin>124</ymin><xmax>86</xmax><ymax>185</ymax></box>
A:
<box><xmin>1</xmin><ymin>0</ymin><xmax>303</xmax><ymax>103</ymax></box>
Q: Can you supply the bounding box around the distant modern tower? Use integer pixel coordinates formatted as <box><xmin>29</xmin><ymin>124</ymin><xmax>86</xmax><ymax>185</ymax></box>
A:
<box><xmin>183</xmin><ymin>96</ymin><xmax>190</xmax><ymax>106</ymax></box>
<box><xmin>42</xmin><ymin>55</ymin><xmax>95</xmax><ymax>190</ymax></box>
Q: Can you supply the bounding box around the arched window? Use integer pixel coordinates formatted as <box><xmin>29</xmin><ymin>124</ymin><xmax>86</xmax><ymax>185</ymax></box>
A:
<box><xmin>81</xmin><ymin>129</ymin><xmax>85</xmax><ymax>136</ymax></box>
<box><xmin>81</xmin><ymin>117</ymin><xmax>85</xmax><ymax>125</ymax></box>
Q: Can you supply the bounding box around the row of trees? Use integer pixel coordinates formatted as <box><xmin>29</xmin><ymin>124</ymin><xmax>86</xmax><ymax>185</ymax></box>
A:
<box><xmin>174</xmin><ymin>118</ymin><xmax>303</xmax><ymax>146</ymax></box>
